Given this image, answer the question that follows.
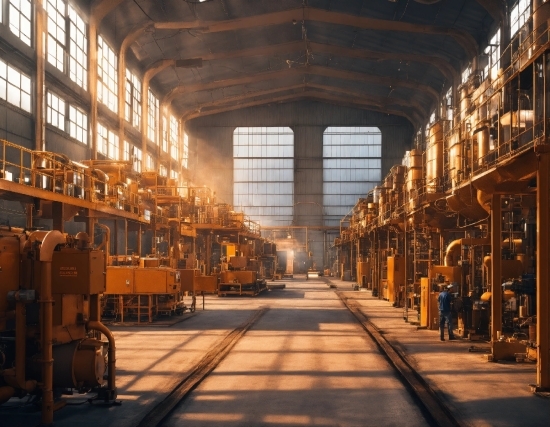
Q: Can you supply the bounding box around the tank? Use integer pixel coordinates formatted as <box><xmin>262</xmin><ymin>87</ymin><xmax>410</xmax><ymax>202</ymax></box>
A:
<box><xmin>476</xmin><ymin>122</ymin><xmax>491</xmax><ymax>166</ymax></box>
<box><xmin>426</xmin><ymin>122</ymin><xmax>444</xmax><ymax>193</ymax></box>
<box><xmin>447</xmin><ymin>131</ymin><xmax>463</xmax><ymax>188</ymax></box>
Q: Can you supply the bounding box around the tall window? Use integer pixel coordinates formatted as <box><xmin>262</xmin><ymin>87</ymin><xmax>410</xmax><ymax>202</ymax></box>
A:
<box><xmin>170</xmin><ymin>115</ymin><xmax>179</xmax><ymax>160</ymax></box>
<box><xmin>170</xmin><ymin>169</ymin><xmax>178</xmax><ymax>180</ymax></box>
<box><xmin>511</xmin><ymin>0</ymin><xmax>530</xmax><ymax>38</ymax></box>
<box><xmin>125</xmin><ymin>69</ymin><xmax>141</xmax><ymax>128</ymax></box>
<box><xmin>162</xmin><ymin>115</ymin><xmax>168</xmax><ymax>152</ymax></box>
<box><xmin>68</xmin><ymin>5</ymin><xmax>87</xmax><ymax>90</ymax></box>
<box><xmin>233</xmin><ymin>127</ymin><xmax>294</xmax><ymax>226</ymax></box>
<box><xmin>159</xmin><ymin>164</ymin><xmax>167</xmax><ymax>177</ymax></box>
<box><xmin>0</xmin><ymin>59</ymin><xmax>31</xmax><ymax>113</ymax></box>
<box><xmin>68</xmin><ymin>105</ymin><xmax>87</xmax><ymax>144</ymax></box>
<box><xmin>46</xmin><ymin>0</ymin><xmax>65</xmax><ymax>72</ymax></box>
<box><xmin>484</xmin><ymin>29</ymin><xmax>500</xmax><ymax>81</ymax></box>
<box><xmin>461</xmin><ymin>63</ymin><xmax>471</xmax><ymax>84</ymax></box>
<box><xmin>133</xmin><ymin>146</ymin><xmax>142</xmax><ymax>173</ymax></box>
<box><xmin>97</xmin><ymin>36</ymin><xmax>118</xmax><ymax>113</ymax></box>
<box><xmin>9</xmin><ymin>0</ymin><xmax>32</xmax><ymax>46</ymax></box>
<box><xmin>323</xmin><ymin>127</ymin><xmax>381</xmax><ymax>226</ymax></box>
<box><xmin>148</xmin><ymin>89</ymin><xmax>159</xmax><ymax>143</ymax></box>
<box><xmin>182</xmin><ymin>131</ymin><xmax>189</xmax><ymax>169</ymax></box>
<box><xmin>97</xmin><ymin>123</ymin><xmax>119</xmax><ymax>160</ymax></box>
<box><xmin>146</xmin><ymin>153</ymin><xmax>155</xmax><ymax>171</ymax></box>
<box><xmin>44</xmin><ymin>1</ymin><xmax>87</xmax><ymax>89</ymax></box>
<box><xmin>46</xmin><ymin>91</ymin><xmax>65</xmax><ymax>131</ymax></box>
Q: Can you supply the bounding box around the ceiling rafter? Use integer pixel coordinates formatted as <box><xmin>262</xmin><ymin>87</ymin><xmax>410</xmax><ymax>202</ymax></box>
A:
<box><xmin>182</xmin><ymin>90</ymin><xmax>419</xmax><ymax>126</ymax></box>
<box><xmin>179</xmin><ymin>82</ymin><xmax>426</xmax><ymax>123</ymax></box>
<box><xmin>149</xmin><ymin>7</ymin><xmax>477</xmax><ymax>57</ymax></box>
<box><xmin>164</xmin><ymin>65</ymin><xmax>439</xmax><ymax>107</ymax></box>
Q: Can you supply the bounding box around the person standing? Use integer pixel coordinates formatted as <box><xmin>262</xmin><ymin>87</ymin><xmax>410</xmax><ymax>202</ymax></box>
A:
<box><xmin>438</xmin><ymin>283</ymin><xmax>456</xmax><ymax>341</ymax></box>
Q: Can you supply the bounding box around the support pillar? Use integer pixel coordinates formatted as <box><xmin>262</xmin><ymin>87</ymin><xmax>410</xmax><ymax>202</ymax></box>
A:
<box><xmin>51</xmin><ymin>202</ymin><xmax>64</xmax><ymax>233</ymax></box>
<box><xmin>536</xmin><ymin>152</ymin><xmax>550</xmax><ymax>390</ymax></box>
<box><xmin>491</xmin><ymin>194</ymin><xmax>502</xmax><ymax>346</ymax></box>
<box><xmin>34</xmin><ymin>0</ymin><xmax>45</xmax><ymax>151</ymax></box>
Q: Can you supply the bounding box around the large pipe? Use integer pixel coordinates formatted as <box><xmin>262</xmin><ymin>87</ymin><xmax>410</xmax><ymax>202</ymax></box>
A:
<box><xmin>444</xmin><ymin>237</ymin><xmax>490</xmax><ymax>266</ymax></box>
<box><xmin>38</xmin><ymin>230</ymin><xmax>66</xmax><ymax>426</ymax></box>
<box><xmin>86</xmin><ymin>321</ymin><xmax>116</xmax><ymax>396</ymax></box>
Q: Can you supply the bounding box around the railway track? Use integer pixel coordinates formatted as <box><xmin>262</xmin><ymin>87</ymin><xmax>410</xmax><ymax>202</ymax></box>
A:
<box><xmin>137</xmin><ymin>307</ymin><xmax>268</xmax><ymax>427</ymax></box>
<box><xmin>337</xmin><ymin>291</ymin><xmax>463</xmax><ymax>427</ymax></box>
<box><xmin>137</xmin><ymin>289</ymin><xmax>462</xmax><ymax>427</ymax></box>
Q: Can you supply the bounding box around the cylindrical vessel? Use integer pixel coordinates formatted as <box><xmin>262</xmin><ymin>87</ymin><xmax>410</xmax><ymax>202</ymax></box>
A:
<box><xmin>476</xmin><ymin>125</ymin><xmax>490</xmax><ymax>166</ymax></box>
<box><xmin>448</xmin><ymin>131</ymin><xmax>463</xmax><ymax>188</ymax></box>
<box><xmin>426</xmin><ymin>123</ymin><xmax>443</xmax><ymax>193</ymax></box>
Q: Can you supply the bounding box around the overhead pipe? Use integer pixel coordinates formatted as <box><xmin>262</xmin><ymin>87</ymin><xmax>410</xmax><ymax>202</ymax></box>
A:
<box><xmin>444</xmin><ymin>237</ymin><xmax>490</xmax><ymax>267</ymax></box>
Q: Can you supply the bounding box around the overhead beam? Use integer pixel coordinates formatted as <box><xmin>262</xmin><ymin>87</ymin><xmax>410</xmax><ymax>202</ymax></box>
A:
<box><xmin>153</xmin><ymin>7</ymin><xmax>477</xmax><ymax>57</ymax></box>
<box><xmin>182</xmin><ymin>89</ymin><xmax>419</xmax><ymax>127</ymax></box>
<box><xmin>179</xmin><ymin>82</ymin><xmax>425</xmax><ymax>124</ymax></box>
<box><xmin>191</xmin><ymin>40</ymin><xmax>457</xmax><ymax>84</ymax></box>
<box><xmin>164</xmin><ymin>65</ymin><xmax>439</xmax><ymax>107</ymax></box>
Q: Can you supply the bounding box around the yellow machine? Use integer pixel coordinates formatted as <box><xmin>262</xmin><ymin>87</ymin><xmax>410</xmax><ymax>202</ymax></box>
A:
<box><xmin>0</xmin><ymin>229</ymin><xmax>116</xmax><ymax>424</ymax></box>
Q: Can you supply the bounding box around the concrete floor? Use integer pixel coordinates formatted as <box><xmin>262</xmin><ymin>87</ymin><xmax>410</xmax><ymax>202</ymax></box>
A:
<box><xmin>1</xmin><ymin>276</ymin><xmax>548</xmax><ymax>426</ymax></box>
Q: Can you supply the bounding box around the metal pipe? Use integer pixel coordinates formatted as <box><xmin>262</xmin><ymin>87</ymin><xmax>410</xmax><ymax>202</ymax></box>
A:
<box><xmin>86</xmin><ymin>321</ymin><xmax>116</xmax><ymax>394</ymax></box>
<box><xmin>444</xmin><ymin>237</ymin><xmax>490</xmax><ymax>266</ymax></box>
<box><xmin>38</xmin><ymin>230</ymin><xmax>65</xmax><ymax>426</ymax></box>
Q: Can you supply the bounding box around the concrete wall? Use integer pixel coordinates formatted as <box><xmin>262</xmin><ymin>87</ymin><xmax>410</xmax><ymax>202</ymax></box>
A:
<box><xmin>185</xmin><ymin>100</ymin><xmax>415</xmax><ymax>223</ymax></box>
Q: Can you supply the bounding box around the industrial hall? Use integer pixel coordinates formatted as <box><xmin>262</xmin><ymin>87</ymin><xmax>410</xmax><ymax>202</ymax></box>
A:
<box><xmin>0</xmin><ymin>0</ymin><xmax>549</xmax><ymax>426</ymax></box>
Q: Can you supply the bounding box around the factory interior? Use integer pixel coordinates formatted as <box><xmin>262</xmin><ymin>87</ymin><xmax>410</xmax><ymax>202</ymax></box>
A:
<box><xmin>0</xmin><ymin>0</ymin><xmax>549</xmax><ymax>426</ymax></box>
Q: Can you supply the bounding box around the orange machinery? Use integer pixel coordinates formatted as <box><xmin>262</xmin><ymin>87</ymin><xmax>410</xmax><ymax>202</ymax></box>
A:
<box><xmin>0</xmin><ymin>229</ymin><xmax>116</xmax><ymax>425</ymax></box>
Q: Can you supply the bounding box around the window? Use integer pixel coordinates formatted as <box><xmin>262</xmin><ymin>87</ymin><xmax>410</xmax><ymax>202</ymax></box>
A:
<box><xmin>69</xmin><ymin>105</ymin><xmax>87</xmax><ymax>144</ymax></box>
<box><xmin>46</xmin><ymin>0</ymin><xmax>65</xmax><ymax>72</ymax></box>
<box><xmin>159</xmin><ymin>164</ymin><xmax>167</xmax><ymax>177</ymax></box>
<box><xmin>148</xmin><ymin>89</ymin><xmax>159</xmax><ymax>143</ymax></box>
<box><xmin>444</xmin><ymin>87</ymin><xmax>453</xmax><ymax>121</ymax></box>
<box><xmin>323</xmin><ymin>127</ymin><xmax>382</xmax><ymax>226</ymax></box>
<box><xmin>68</xmin><ymin>5</ymin><xmax>87</xmax><ymax>90</ymax></box>
<box><xmin>9</xmin><ymin>0</ymin><xmax>32</xmax><ymax>46</ymax></box>
<box><xmin>133</xmin><ymin>146</ymin><xmax>142</xmax><ymax>173</ymax></box>
<box><xmin>46</xmin><ymin>91</ymin><xmax>65</xmax><ymax>131</ymax></box>
<box><xmin>484</xmin><ymin>29</ymin><xmax>500</xmax><ymax>81</ymax></box>
<box><xmin>461</xmin><ymin>64</ymin><xmax>471</xmax><ymax>84</ymax></box>
<box><xmin>146</xmin><ymin>153</ymin><xmax>155</xmax><ymax>171</ymax></box>
<box><xmin>511</xmin><ymin>0</ymin><xmax>530</xmax><ymax>38</ymax></box>
<box><xmin>170</xmin><ymin>169</ymin><xmax>178</xmax><ymax>180</ymax></box>
<box><xmin>233</xmin><ymin>127</ymin><xmax>294</xmax><ymax>226</ymax></box>
<box><xmin>97</xmin><ymin>123</ymin><xmax>119</xmax><ymax>160</ymax></box>
<box><xmin>162</xmin><ymin>116</ymin><xmax>168</xmax><ymax>152</ymax></box>
<box><xmin>170</xmin><ymin>115</ymin><xmax>179</xmax><ymax>160</ymax></box>
<box><xmin>97</xmin><ymin>36</ymin><xmax>118</xmax><ymax>113</ymax></box>
<box><xmin>123</xmin><ymin>140</ymin><xmax>131</xmax><ymax>161</ymax></box>
<box><xmin>182</xmin><ymin>131</ymin><xmax>189</xmax><ymax>169</ymax></box>
<box><xmin>125</xmin><ymin>69</ymin><xmax>141</xmax><ymax>129</ymax></box>
<box><xmin>0</xmin><ymin>59</ymin><xmax>31</xmax><ymax>113</ymax></box>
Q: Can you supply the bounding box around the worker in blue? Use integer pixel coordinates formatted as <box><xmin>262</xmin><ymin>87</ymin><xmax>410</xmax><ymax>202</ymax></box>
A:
<box><xmin>438</xmin><ymin>283</ymin><xmax>456</xmax><ymax>341</ymax></box>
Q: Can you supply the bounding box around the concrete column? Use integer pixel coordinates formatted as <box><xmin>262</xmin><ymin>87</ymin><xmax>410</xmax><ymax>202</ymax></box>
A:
<box><xmin>491</xmin><ymin>194</ymin><xmax>502</xmax><ymax>343</ymax></box>
<box><xmin>292</xmin><ymin>126</ymin><xmax>324</xmax><ymax>226</ymax></box>
<box><xmin>537</xmin><ymin>152</ymin><xmax>550</xmax><ymax>390</ymax></box>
